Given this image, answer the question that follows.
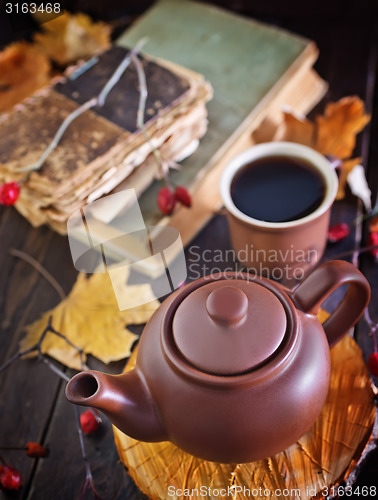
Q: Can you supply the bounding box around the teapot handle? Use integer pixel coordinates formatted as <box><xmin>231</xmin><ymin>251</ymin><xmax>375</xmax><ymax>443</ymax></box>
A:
<box><xmin>291</xmin><ymin>260</ymin><xmax>370</xmax><ymax>347</ymax></box>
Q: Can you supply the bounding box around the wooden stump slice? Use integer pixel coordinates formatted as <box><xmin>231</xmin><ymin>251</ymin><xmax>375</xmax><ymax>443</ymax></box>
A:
<box><xmin>114</xmin><ymin>336</ymin><xmax>375</xmax><ymax>500</ymax></box>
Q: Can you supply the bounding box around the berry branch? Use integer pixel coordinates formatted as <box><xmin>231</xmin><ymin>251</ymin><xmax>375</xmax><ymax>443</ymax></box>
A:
<box><xmin>10</xmin><ymin>248</ymin><xmax>66</xmax><ymax>300</ymax></box>
<box><xmin>0</xmin><ymin>444</ymin><xmax>48</xmax><ymax>457</ymax></box>
<box><xmin>0</xmin><ymin>316</ymin><xmax>85</xmax><ymax>376</ymax></box>
<box><xmin>327</xmin><ymin>205</ymin><xmax>378</xmax><ymax>377</ymax></box>
<box><xmin>0</xmin><ymin>316</ymin><xmax>101</xmax><ymax>497</ymax></box>
<box><xmin>75</xmin><ymin>406</ymin><xmax>101</xmax><ymax>500</ymax></box>
<box><xmin>0</xmin><ymin>440</ymin><xmax>47</xmax><ymax>490</ymax></box>
<box><xmin>364</xmin><ymin>307</ymin><xmax>378</xmax><ymax>378</ymax></box>
<box><xmin>324</xmin><ymin>242</ymin><xmax>378</xmax><ymax>261</ymax></box>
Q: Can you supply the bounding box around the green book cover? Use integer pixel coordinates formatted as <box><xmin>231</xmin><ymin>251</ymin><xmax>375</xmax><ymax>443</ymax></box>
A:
<box><xmin>117</xmin><ymin>0</ymin><xmax>315</xmax><ymax>223</ymax></box>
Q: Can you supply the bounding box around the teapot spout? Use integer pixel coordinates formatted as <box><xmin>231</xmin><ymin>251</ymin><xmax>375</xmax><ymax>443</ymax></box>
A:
<box><xmin>65</xmin><ymin>369</ymin><xmax>168</xmax><ymax>442</ymax></box>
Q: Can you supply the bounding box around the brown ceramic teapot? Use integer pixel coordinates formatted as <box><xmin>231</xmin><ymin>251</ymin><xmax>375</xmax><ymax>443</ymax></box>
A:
<box><xmin>66</xmin><ymin>260</ymin><xmax>370</xmax><ymax>463</ymax></box>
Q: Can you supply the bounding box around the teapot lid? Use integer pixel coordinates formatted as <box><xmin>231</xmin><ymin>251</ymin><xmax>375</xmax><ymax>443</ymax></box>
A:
<box><xmin>171</xmin><ymin>280</ymin><xmax>287</xmax><ymax>375</ymax></box>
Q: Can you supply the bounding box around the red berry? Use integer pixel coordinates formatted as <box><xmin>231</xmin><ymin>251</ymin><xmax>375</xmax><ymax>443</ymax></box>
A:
<box><xmin>25</xmin><ymin>442</ymin><xmax>48</xmax><ymax>458</ymax></box>
<box><xmin>0</xmin><ymin>465</ymin><xmax>21</xmax><ymax>490</ymax></box>
<box><xmin>367</xmin><ymin>232</ymin><xmax>378</xmax><ymax>260</ymax></box>
<box><xmin>174</xmin><ymin>185</ymin><xmax>192</xmax><ymax>208</ymax></box>
<box><xmin>328</xmin><ymin>223</ymin><xmax>350</xmax><ymax>243</ymax></box>
<box><xmin>0</xmin><ymin>181</ymin><xmax>20</xmax><ymax>206</ymax></box>
<box><xmin>368</xmin><ymin>352</ymin><xmax>378</xmax><ymax>377</ymax></box>
<box><xmin>80</xmin><ymin>409</ymin><xmax>100</xmax><ymax>434</ymax></box>
<box><xmin>157</xmin><ymin>187</ymin><xmax>176</xmax><ymax>215</ymax></box>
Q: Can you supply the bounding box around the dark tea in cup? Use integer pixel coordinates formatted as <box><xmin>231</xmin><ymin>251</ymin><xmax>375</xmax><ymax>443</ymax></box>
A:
<box><xmin>230</xmin><ymin>156</ymin><xmax>326</xmax><ymax>223</ymax></box>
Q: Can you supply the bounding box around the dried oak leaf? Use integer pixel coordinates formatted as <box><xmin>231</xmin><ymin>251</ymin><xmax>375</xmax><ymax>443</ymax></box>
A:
<box><xmin>20</xmin><ymin>265</ymin><xmax>160</xmax><ymax>370</ymax></box>
<box><xmin>33</xmin><ymin>12</ymin><xmax>111</xmax><ymax>66</ymax></box>
<box><xmin>275</xmin><ymin>110</ymin><xmax>315</xmax><ymax>147</ymax></box>
<box><xmin>315</xmin><ymin>97</ymin><xmax>370</xmax><ymax>159</ymax></box>
<box><xmin>0</xmin><ymin>42</ymin><xmax>51</xmax><ymax>113</ymax></box>
<box><xmin>276</xmin><ymin>96</ymin><xmax>370</xmax><ymax>200</ymax></box>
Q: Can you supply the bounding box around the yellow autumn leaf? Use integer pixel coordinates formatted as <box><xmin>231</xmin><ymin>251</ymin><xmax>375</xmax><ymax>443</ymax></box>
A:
<box><xmin>20</xmin><ymin>265</ymin><xmax>160</xmax><ymax>370</ymax></box>
<box><xmin>33</xmin><ymin>12</ymin><xmax>111</xmax><ymax>65</ymax></box>
<box><xmin>317</xmin><ymin>307</ymin><xmax>330</xmax><ymax>324</ymax></box>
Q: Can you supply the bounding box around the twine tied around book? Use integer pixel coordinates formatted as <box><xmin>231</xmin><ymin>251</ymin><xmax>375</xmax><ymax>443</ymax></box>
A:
<box><xmin>17</xmin><ymin>38</ymin><xmax>163</xmax><ymax>178</ymax></box>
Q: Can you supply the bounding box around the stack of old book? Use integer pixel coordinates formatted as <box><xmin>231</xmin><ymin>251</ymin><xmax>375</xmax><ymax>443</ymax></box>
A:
<box><xmin>0</xmin><ymin>45</ymin><xmax>212</xmax><ymax>233</ymax></box>
<box><xmin>1</xmin><ymin>0</ymin><xmax>328</xmax><ymax>248</ymax></box>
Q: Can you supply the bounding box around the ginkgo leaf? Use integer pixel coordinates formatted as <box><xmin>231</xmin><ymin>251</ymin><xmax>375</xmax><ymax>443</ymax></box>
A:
<box><xmin>275</xmin><ymin>96</ymin><xmax>370</xmax><ymax>201</ymax></box>
<box><xmin>33</xmin><ymin>12</ymin><xmax>111</xmax><ymax>66</ymax></box>
<box><xmin>0</xmin><ymin>42</ymin><xmax>51</xmax><ymax>112</ymax></box>
<box><xmin>20</xmin><ymin>265</ymin><xmax>160</xmax><ymax>370</ymax></box>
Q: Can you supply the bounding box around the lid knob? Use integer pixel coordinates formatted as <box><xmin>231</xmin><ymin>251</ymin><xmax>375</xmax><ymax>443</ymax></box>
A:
<box><xmin>172</xmin><ymin>280</ymin><xmax>288</xmax><ymax>375</ymax></box>
<box><xmin>206</xmin><ymin>286</ymin><xmax>248</xmax><ymax>325</ymax></box>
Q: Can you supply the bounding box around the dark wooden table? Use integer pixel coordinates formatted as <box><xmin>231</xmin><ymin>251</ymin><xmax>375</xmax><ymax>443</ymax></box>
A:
<box><xmin>1</xmin><ymin>1</ymin><xmax>378</xmax><ymax>499</ymax></box>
